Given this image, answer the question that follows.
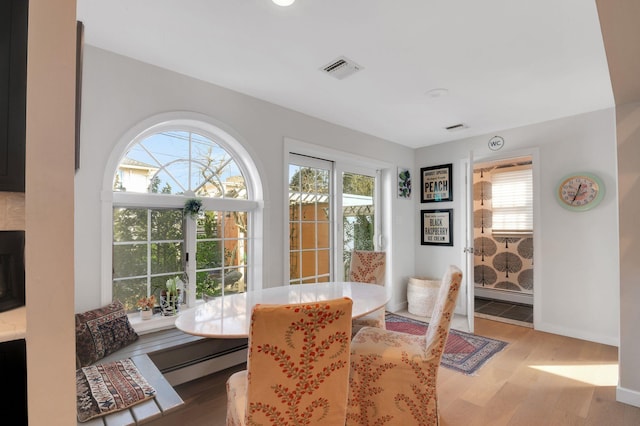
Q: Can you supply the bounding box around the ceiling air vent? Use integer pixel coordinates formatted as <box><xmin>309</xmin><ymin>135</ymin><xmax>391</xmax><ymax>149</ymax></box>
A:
<box><xmin>320</xmin><ymin>56</ymin><xmax>363</xmax><ymax>80</ymax></box>
<box><xmin>444</xmin><ymin>123</ymin><xmax>468</xmax><ymax>132</ymax></box>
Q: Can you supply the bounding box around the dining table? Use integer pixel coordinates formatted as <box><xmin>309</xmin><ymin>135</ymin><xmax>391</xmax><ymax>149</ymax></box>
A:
<box><xmin>174</xmin><ymin>281</ymin><xmax>389</xmax><ymax>338</ymax></box>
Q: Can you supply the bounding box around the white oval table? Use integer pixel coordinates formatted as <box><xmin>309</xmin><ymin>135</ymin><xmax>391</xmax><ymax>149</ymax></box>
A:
<box><xmin>174</xmin><ymin>282</ymin><xmax>389</xmax><ymax>338</ymax></box>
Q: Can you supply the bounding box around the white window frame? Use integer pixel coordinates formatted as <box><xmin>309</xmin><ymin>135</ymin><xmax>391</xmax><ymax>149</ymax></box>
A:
<box><xmin>101</xmin><ymin>112</ymin><xmax>264</xmax><ymax>330</ymax></box>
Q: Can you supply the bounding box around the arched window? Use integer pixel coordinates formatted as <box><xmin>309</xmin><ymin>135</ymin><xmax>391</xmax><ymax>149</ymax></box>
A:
<box><xmin>105</xmin><ymin>115</ymin><xmax>262</xmax><ymax>316</ymax></box>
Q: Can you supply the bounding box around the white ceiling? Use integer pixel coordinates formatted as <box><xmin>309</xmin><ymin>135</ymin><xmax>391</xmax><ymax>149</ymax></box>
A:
<box><xmin>76</xmin><ymin>0</ymin><xmax>613</xmax><ymax>149</ymax></box>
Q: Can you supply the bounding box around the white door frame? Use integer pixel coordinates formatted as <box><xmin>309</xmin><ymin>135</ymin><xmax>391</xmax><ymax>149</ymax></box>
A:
<box><xmin>461</xmin><ymin>147</ymin><xmax>541</xmax><ymax>331</ymax></box>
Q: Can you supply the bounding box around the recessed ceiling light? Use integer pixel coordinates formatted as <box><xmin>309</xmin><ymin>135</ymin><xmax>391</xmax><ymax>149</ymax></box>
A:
<box><xmin>273</xmin><ymin>0</ymin><xmax>295</xmax><ymax>6</ymax></box>
<box><xmin>425</xmin><ymin>88</ymin><xmax>449</xmax><ymax>98</ymax></box>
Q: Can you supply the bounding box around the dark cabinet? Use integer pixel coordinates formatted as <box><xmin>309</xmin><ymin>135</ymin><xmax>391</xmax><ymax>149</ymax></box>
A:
<box><xmin>0</xmin><ymin>339</ymin><xmax>27</xmax><ymax>423</ymax></box>
<box><xmin>0</xmin><ymin>0</ymin><xmax>27</xmax><ymax>192</ymax></box>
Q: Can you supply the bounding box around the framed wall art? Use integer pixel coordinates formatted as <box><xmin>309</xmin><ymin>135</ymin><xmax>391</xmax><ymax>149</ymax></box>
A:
<box><xmin>397</xmin><ymin>167</ymin><xmax>411</xmax><ymax>199</ymax></box>
<box><xmin>420</xmin><ymin>163</ymin><xmax>452</xmax><ymax>203</ymax></box>
<box><xmin>421</xmin><ymin>209</ymin><xmax>453</xmax><ymax>246</ymax></box>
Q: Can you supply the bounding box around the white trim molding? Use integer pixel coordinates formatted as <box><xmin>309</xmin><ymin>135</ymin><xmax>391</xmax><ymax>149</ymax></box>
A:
<box><xmin>617</xmin><ymin>385</ymin><xmax>640</xmax><ymax>408</ymax></box>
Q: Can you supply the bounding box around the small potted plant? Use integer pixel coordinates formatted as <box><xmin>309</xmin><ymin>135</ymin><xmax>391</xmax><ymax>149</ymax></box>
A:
<box><xmin>136</xmin><ymin>295</ymin><xmax>156</xmax><ymax>320</ymax></box>
<box><xmin>161</xmin><ymin>276</ymin><xmax>184</xmax><ymax>316</ymax></box>
<box><xmin>184</xmin><ymin>198</ymin><xmax>203</xmax><ymax>219</ymax></box>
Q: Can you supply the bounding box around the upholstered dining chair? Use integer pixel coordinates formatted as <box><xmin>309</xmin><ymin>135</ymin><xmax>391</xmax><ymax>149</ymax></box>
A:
<box><xmin>346</xmin><ymin>265</ymin><xmax>463</xmax><ymax>426</ymax></box>
<box><xmin>226</xmin><ymin>297</ymin><xmax>353</xmax><ymax>425</ymax></box>
<box><xmin>348</xmin><ymin>250</ymin><xmax>387</xmax><ymax>337</ymax></box>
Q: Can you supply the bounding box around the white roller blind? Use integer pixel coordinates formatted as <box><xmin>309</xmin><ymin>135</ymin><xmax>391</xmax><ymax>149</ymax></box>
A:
<box><xmin>492</xmin><ymin>167</ymin><xmax>533</xmax><ymax>233</ymax></box>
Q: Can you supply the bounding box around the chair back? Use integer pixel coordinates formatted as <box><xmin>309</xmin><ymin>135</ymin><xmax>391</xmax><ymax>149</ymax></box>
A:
<box><xmin>348</xmin><ymin>250</ymin><xmax>386</xmax><ymax>285</ymax></box>
<box><xmin>424</xmin><ymin>265</ymin><xmax>463</xmax><ymax>357</ymax></box>
<box><xmin>246</xmin><ymin>297</ymin><xmax>353</xmax><ymax>425</ymax></box>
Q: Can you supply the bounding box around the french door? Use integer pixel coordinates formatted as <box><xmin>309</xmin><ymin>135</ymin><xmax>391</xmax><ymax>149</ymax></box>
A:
<box><xmin>288</xmin><ymin>153</ymin><xmax>380</xmax><ymax>284</ymax></box>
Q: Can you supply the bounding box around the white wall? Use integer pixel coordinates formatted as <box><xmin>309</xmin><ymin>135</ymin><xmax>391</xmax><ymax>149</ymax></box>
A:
<box><xmin>75</xmin><ymin>46</ymin><xmax>415</xmax><ymax>312</ymax></box>
<box><xmin>76</xmin><ymin>46</ymin><xmax>619</xmax><ymax>347</ymax></box>
<box><xmin>414</xmin><ymin>108</ymin><xmax>619</xmax><ymax>345</ymax></box>
<box><xmin>616</xmin><ymin>101</ymin><xmax>640</xmax><ymax>406</ymax></box>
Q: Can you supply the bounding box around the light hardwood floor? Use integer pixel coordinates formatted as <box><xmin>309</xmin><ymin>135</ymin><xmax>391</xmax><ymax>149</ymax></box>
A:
<box><xmin>149</xmin><ymin>317</ymin><xmax>640</xmax><ymax>426</ymax></box>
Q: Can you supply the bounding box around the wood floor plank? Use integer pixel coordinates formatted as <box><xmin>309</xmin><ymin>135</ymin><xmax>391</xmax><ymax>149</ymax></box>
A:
<box><xmin>145</xmin><ymin>317</ymin><xmax>640</xmax><ymax>426</ymax></box>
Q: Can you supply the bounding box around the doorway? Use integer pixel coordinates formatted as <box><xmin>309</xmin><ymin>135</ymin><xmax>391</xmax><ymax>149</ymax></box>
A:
<box><xmin>471</xmin><ymin>155</ymin><xmax>534</xmax><ymax>327</ymax></box>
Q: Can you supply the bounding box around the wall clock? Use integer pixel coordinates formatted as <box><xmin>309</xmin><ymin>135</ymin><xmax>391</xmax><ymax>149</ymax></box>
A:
<box><xmin>556</xmin><ymin>172</ymin><xmax>605</xmax><ymax>211</ymax></box>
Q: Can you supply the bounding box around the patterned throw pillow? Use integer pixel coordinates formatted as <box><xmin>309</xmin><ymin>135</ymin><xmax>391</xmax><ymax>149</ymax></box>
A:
<box><xmin>75</xmin><ymin>301</ymin><xmax>139</xmax><ymax>368</ymax></box>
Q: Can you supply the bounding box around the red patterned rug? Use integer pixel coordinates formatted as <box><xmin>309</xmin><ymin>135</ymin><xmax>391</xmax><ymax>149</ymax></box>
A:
<box><xmin>385</xmin><ymin>312</ymin><xmax>508</xmax><ymax>375</ymax></box>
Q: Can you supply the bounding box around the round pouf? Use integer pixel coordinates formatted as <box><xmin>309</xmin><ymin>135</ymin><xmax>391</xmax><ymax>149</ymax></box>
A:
<box><xmin>407</xmin><ymin>277</ymin><xmax>441</xmax><ymax>317</ymax></box>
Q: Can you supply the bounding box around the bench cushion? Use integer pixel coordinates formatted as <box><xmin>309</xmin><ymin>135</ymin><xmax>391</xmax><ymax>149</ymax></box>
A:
<box><xmin>76</xmin><ymin>358</ymin><xmax>156</xmax><ymax>423</ymax></box>
<box><xmin>76</xmin><ymin>301</ymin><xmax>139</xmax><ymax>367</ymax></box>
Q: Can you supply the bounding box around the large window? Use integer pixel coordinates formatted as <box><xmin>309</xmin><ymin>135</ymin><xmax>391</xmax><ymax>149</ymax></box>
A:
<box><xmin>109</xmin><ymin>125</ymin><xmax>259</xmax><ymax>313</ymax></box>
<box><xmin>288</xmin><ymin>153</ymin><xmax>380</xmax><ymax>284</ymax></box>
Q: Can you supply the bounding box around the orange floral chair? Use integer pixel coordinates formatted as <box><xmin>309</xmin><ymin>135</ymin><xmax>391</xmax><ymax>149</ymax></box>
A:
<box><xmin>348</xmin><ymin>250</ymin><xmax>387</xmax><ymax>336</ymax></box>
<box><xmin>226</xmin><ymin>297</ymin><xmax>353</xmax><ymax>425</ymax></box>
<box><xmin>346</xmin><ymin>265</ymin><xmax>463</xmax><ymax>426</ymax></box>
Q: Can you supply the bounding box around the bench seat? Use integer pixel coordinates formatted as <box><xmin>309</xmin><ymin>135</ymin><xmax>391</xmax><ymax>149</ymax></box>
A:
<box><xmin>78</xmin><ymin>354</ymin><xmax>183</xmax><ymax>426</ymax></box>
<box><xmin>78</xmin><ymin>327</ymin><xmax>248</xmax><ymax>425</ymax></box>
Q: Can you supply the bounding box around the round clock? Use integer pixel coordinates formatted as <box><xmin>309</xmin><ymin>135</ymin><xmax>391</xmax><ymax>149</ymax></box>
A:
<box><xmin>556</xmin><ymin>172</ymin><xmax>605</xmax><ymax>211</ymax></box>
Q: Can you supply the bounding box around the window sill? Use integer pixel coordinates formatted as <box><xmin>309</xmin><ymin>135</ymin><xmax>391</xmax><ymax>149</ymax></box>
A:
<box><xmin>129</xmin><ymin>312</ymin><xmax>180</xmax><ymax>335</ymax></box>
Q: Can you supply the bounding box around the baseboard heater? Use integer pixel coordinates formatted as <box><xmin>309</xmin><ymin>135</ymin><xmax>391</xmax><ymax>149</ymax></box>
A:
<box><xmin>159</xmin><ymin>344</ymin><xmax>248</xmax><ymax>386</ymax></box>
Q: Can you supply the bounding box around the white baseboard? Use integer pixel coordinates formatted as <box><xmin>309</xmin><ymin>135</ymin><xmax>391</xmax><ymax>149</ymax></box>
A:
<box><xmin>164</xmin><ymin>348</ymin><xmax>248</xmax><ymax>386</ymax></box>
<box><xmin>617</xmin><ymin>386</ymin><xmax>640</xmax><ymax>408</ymax></box>
<box><xmin>387</xmin><ymin>300</ymin><xmax>408</xmax><ymax>313</ymax></box>
<box><xmin>535</xmin><ymin>321</ymin><xmax>619</xmax><ymax>347</ymax></box>
<box><xmin>475</xmin><ymin>287</ymin><xmax>533</xmax><ymax>305</ymax></box>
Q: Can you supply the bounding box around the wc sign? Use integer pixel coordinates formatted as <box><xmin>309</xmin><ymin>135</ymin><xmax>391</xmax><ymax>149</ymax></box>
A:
<box><xmin>488</xmin><ymin>136</ymin><xmax>505</xmax><ymax>151</ymax></box>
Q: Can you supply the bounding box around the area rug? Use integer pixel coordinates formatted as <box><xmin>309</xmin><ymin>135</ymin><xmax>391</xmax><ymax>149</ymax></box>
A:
<box><xmin>385</xmin><ymin>312</ymin><xmax>508</xmax><ymax>375</ymax></box>
<box><xmin>76</xmin><ymin>358</ymin><xmax>156</xmax><ymax>422</ymax></box>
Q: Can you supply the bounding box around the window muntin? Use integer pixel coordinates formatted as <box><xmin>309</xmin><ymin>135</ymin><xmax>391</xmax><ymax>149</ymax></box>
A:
<box><xmin>114</xmin><ymin>131</ymin><xmax>246</xmax><ymax>199</ymax></box>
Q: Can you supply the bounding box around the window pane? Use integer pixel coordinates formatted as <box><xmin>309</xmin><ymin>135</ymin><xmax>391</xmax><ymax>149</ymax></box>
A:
<box><xmin>318</xmin><ymin>249</ymin><xmax>330</xmax><ymax>276</ymax></box>
<box><xmin>198</xmin><ymin>211</ymin><xmax>223</xmax><ymax>239</ymax></box>
<box><xmin>113</xmin><ymin>208</ymin><xmax>147</xmax><ymax>242</ymax></box>
<box><xmin>317</xmin><ymin>223</ymin><xmax>329</xmax><ymax>249</ymax></box>
<box><xmin>197</xmin><ymin>270</ymin><xmax>222</xmax><ymax>298</ymax></box>
<box><xmin>113</xmin><ymin>244</ymin><xmax>147</xmax><ymax>278</ymax></box>
<box><xmin>224</xmin><ymin>239</ymin><xmax>247</xmax><ymax>268</ymax></box>
<box><xmin>223</xmin><ymin>267</ymin><xmax>245</xmax><ymax>295</ymax></box>
<box><xmin>289</xmin><ymin>164</ymin><xmax>301</xmax><ymax>192</ymax></box>
<box><xmin>302</xmin><ymin>199</ymin><xmax>316</xmax><ymax>221</ymax></box>
<box><xmin>301</xmin><ymin>223</ymin><xmax>316</xmax><ymax>249</ymax></box>
<box><xmin>151</xmin><ymin>209</ymin><xmax>183</xmax><ymax>240</ymax></box>
<box><xmin>197</xmin><ymin>240</ymin><xmax>222</xmax><ymax>269</ymax></box>
<box><xmin>113</xmin><ymin>278</ymin><xmax>148</xmax><ymax>312</ymax></box>
<box><xmin>151</xmin><ymin>242</ymin><xmax>183</xmax><ymax>274</ymax></box>
<box><xmin>289</xmin><ymin>223</ymin><xmax>300</xmax><ymax>250</ymax></box>
<box><xmin>316</xmin><ymin>169</ymin><xmax>329</xmax><ymax>194</ymax></box>
<box><xmin>151</xmin><ymin>274</ymin><xmax>184</xmax><ymax>303</ymax></box>
<box><xmin>301</xmin><ymin>251</ymin><xmax>316</xmax><ymax>279</ymax></box>
<box><xmin>225</xmin><ymin>212</ymin><xmax>247</xmax><ymax>244</ymax></box>
<box><xmin>289</xmin><ymin>252</ymin><xmax>301</xmax><ymax>280</ymax></box>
